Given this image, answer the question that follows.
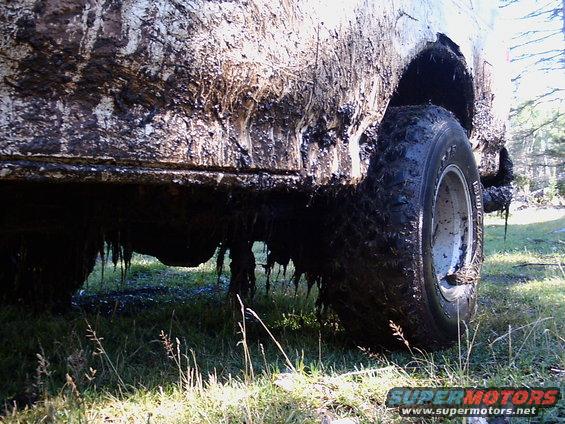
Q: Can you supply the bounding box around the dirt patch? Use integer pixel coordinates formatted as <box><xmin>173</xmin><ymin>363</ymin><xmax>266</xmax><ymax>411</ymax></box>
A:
<box><xmin>74</xmin><ymin>280</ymin><xmax>228</xmax><ymax>316</ymax></box>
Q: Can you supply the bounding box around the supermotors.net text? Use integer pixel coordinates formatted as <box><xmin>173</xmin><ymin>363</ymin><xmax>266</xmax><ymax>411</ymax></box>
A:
<box><xmin>400</xmin><ymin>406</ymin><xmax>539</xmax><ymax>417</ymax></box>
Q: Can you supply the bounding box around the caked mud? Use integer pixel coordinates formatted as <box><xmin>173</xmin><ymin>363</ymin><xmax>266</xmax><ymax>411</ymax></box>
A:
<box><xmin>0</xmin><ymin>107</ymin><xmax>512</xmax><ymax>317</ymax></box>
<box><xmin>1</xmin><ymin>0</ymin><xmax>509</xmax><ymax>187</ymax></box>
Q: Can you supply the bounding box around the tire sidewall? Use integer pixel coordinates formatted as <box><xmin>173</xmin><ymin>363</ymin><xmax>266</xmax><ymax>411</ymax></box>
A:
<box><xmin>419</xmin><ymin>121</ymin><xmax>483</xmax><ymax>337</ymax></box>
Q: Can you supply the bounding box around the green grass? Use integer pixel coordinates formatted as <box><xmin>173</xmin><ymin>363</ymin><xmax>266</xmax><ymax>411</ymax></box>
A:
<box><xmin>1</xmin><ymin>208</ymin><xmax>564</xmax><ymax>423</ymax></box>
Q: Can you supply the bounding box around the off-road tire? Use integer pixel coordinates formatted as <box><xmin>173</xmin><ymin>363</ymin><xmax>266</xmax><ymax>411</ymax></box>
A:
<box><xmin>0</xmin><ymin>229</ymin><xmax>100</xmax><ymax>309</ymax></box>
<box><xmin>326</xmin><ymin>105</ymin><xmax>483</xmax><ymax>349</ymax></box>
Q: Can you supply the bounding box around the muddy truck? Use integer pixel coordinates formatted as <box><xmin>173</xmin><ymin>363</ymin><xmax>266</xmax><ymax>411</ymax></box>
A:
<box><xmin>0</xmin><ymin>0</ymin><xmax>513</xmax><ymax>348</ymax></box>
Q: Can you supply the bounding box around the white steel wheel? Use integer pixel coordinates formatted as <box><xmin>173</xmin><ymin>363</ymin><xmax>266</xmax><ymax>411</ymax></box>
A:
<box><xmin>431</xmin><ymin>164</ymin><xmax>474</xmax><ymax>302</ymax></box>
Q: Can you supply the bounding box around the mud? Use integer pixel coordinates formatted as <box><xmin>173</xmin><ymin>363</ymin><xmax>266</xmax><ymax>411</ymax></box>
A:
<box><xmin>482</xmin><ymin>147</ymin><xmax>514</xmax><ymax>213</ymax></box>
<box><xmin>226</xmin><ymin>240</ymin><xmax>256</xmax><ymax>298</ymax></box>
<box><xmin>0</xmin><ymin>179</ymin><xmax>331</xmax><ymax>301</ymax></box>
<box><xmin>0</xmin><ymin>1</ymin><xmax>515</xmax><ymax>305</ymax></box>
<box><xmin>483</xmin><ymin>185</ymin><xmax>513</xmax><ymax>213</ymax></box>
<box><xmin>389</xmin><ymin>41</ymin><xmax>474</xmax><ymax>132</ymax></box>
<box><xmin>73</xmin><ymin>282</ymin><xmax>228</xmax><ymax>316</ymax></box>
<box><xmin>1</xmin><ymin>0</ymin><xmax>509</xmax><ymax>188</ymax></box>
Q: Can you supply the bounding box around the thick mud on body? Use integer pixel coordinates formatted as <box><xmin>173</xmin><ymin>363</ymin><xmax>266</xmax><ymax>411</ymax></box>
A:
<box><xmin>482</xmin><ymin>148</ymin><xmax>514</xmax><ymax>213</ymax></box>
<box><xmin>1</xmin><ymin>0</ymin><xmax>509</xmax><ymax>188</ymax></box>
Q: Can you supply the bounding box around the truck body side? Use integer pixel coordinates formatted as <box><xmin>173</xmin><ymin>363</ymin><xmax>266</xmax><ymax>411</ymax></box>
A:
<box><xmin>0</xmin><ymin>0</ymin><xmax>511</xmax><ymax>190</ymax></box>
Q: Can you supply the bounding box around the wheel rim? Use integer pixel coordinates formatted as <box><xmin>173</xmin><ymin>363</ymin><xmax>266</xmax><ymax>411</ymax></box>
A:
<box><xmin>431</xmin><ymin>164</ymin><xmax>473</xmax><ymax>302</ymax></box>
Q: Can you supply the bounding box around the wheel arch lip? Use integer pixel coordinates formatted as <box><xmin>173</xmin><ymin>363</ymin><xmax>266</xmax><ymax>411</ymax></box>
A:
<box><xmin>388</xmin><ymin>35</ymin><xmax>475</xmax><ymax>134</ymax></box>
<box><xmin>383</xmin><ymin>34</ymin><xmax>513</xmax><ymax>206</ymax></box>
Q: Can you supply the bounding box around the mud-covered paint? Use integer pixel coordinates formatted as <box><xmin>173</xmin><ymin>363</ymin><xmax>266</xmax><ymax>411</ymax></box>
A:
<box><xmin>1</xmin><ymin>0</ymin><xmax>510</xmax><ymax>188</ymax></box>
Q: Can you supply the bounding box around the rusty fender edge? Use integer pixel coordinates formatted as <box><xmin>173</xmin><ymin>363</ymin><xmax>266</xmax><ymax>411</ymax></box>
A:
<box><xmin>0</xmin><ymin>159</ymin><xmax>312</xmax><ymax>192</ymax></box>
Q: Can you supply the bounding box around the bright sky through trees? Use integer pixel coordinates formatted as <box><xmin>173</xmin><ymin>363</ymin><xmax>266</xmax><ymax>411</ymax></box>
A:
<box><xmin>499</xmin><ymin>0</ymin><xmax>564</xmax><ymax>108</ymax></box>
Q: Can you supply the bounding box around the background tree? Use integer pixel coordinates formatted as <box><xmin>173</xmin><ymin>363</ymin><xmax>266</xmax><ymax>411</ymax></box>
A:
<box><xmin>500</xmin><ymin>0</ymin><xmax>564</xmax><ymax>195</ymax></box>
<box><xmin>511</xmin><ymin>106</ymin><xmax>564</xmax><ymax>195</ymax></box>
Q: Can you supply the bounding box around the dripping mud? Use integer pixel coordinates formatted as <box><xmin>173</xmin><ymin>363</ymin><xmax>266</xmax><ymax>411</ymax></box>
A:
<box><xmin>0</xmin><ymin>181</ymin><xmax>335</xmax><ymax>309</ymax></box>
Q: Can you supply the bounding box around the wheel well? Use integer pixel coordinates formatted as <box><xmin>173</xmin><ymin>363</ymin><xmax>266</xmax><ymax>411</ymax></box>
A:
<box><xmin>389</xmin><ymin>35</ymin><xmax>475</xmax><ymax>132</ymax></box>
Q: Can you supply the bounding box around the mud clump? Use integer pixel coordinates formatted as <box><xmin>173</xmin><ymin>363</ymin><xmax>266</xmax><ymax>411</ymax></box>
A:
<box><xmin>227</xmin><ymin>240</ymin><xmax>257</xmax><ymax>298</ymax></box>
<box><xmin>482</xmin><ymin>147</ymin><xmax>514</xmax><ymax>213</ymax></box>
<box><xmin>483</xmin><ymin>185</ymin><xmax>513</xmax><ymax>213</ymax></box>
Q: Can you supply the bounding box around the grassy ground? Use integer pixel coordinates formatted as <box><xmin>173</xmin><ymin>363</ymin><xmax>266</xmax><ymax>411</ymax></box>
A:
<box><xmin>0</xmin><ymin>208</ymin><xmax>563</xmax><ymax>423</ymax></box>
